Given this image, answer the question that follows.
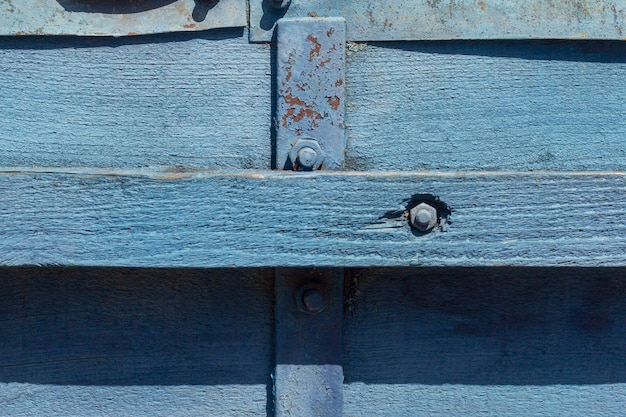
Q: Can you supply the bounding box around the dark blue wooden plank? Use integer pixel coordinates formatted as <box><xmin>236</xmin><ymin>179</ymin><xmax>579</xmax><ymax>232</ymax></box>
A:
<box><xmin>343</xmin><ymin>267</ymin><xmax>626</xmax><ymax>416</ymax></box>
<box><xmin>0</xmin><ymin>267</ymin><xmax>273</xmax><ymax>416</ymax></box>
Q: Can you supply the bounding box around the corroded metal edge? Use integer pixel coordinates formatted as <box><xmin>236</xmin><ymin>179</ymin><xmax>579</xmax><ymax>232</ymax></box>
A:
<box><xmin>1</xmin><ymin>0</ymin><xmax>246</xmax><ymax>36</ymax></box>
<box><xmin>251</xmin><ymin>0</ymin><xmax>626</xmax><ymax>41</ymax></box>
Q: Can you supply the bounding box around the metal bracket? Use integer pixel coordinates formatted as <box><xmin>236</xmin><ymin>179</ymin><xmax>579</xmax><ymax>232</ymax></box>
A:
<box><xmin>274</xmin><ymin>268</ymin><xmax>343</xmax><ymax>416</ymax></box>
<box><xmin>275</xmin><ymin>17</ymin><xmax>346</xmax><ymax>171</ymax></box>
<box><xmin>0</xmin><ymin>0</ymin><xmax>246</xmax><ymax>36</ymax></box>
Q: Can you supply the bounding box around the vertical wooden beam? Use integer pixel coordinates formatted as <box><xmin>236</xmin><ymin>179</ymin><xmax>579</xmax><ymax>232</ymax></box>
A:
<box><xmin>274</xmin><ymin>268</ymin><xmax>344</xmax><ymax>416</ymax></box>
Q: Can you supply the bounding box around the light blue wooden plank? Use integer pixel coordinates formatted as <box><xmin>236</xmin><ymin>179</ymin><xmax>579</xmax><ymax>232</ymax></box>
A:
<box><xmin>0</xmin><ymin>267</ymin><xmax>273</xmax><ymax>416</ymax></box>
<box><xmin>345</xmin><ymin>40</ymin><xmax>626</xmax><ymax>171</ymax></box>
<box><xmin>2</xmin><ymin>38</ymin><xmax>624</xmax><ymax>171</ymax></box>
<box><xmin>343</xmin><ymin>267</ymin><xmax>626</xmax><ymax>416</ymax></box>
<box><xmin>0</xmin><ymin>30</ymin><xmax>271</xmax><ymax>169</ymax></box>
<box><xmin>1</xmin><ymin>171</ymin><xmax>624</xmax><ymax>267</ymax></box>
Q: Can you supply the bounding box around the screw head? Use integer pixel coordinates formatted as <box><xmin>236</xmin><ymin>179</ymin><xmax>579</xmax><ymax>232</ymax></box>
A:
<box><xmin>409</xmin><ymin>202</ymin><xmax>438</xmax><ymax>232</ymax></box>
<box><xmin>289</xmin><ymin>138</ymin><xmax>324</xmax><ymax>171</ymax></box>
<box><xmin>302</xmin><ymin>289</ymin><xmax>325</xmax><ymax>312</ymax></box>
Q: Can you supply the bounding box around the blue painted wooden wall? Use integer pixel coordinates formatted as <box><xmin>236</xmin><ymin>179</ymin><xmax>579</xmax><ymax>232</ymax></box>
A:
<box><xmin>1</xmin><ymin>4</ymin><xmax>625</xmax><ymax>414</ymax></box>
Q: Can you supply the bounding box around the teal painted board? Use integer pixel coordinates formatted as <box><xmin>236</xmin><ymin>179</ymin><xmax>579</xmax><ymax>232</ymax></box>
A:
<box><xmin>0</xmin><ymin>29</ymin><xmax>272</xmax><ymax>169</ymax></box>
<box><xmin>1</xmin><ymin>38</ymin><xmax>625</xmax><ymax>171</ymax></box>
<box><xmin>0</xmin><ymin>267</ymin><xmax>273</xmax><ymax>416</ymax></box>
<box><xmin>343</xmin><ymin>267</ymin><xmax>626</xmax><ymax>416</ymax></box>
<box><xmin>1</xmin><ymin>171</ymin><xmax>624</xmax><ymax>267</ymax></box>
<box><xmin>345</xmin><ymin>40</ymin><xmax>626</xmax><ymax>171</ymax></box>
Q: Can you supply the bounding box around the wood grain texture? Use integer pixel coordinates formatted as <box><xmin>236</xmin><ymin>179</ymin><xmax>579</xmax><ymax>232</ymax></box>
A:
<box><xmin>1</xmin><ymin>171</ymin><xmax>624</xmax><ymax>267</ymax></box>
<box><xmin>345</xmin><ymin>40</ymin><xmax>626</xmax><ymax>171</ymax></box>
<box><xmin>343</xmin><ymin>267</ymin><xmax>626</xmax><ymax>416</ymax></box>
<box><xmin>2</xmin><ymin>38</ymin><xmax>625</xmax><ymax>172</ymax></box>
<box><xmin>0</xmin><ymin>267</ymin><xmax>274</xmax><ymax>416</ymax></box>
<box><xmin>0</xmin><ymin>29</ymin><xmax>271</xmax><ymax>169</ymax></box>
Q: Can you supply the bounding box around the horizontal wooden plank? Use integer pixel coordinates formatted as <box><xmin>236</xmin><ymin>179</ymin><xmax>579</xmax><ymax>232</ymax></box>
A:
<box><xmin>343</xmin><ymin>267</ymin><xmax>626</xmax><ymax>416</ymax></box>
<box><xmin>345</xmin><ymin>40</ymin><xmax>626</xmax><ymax>171</ymax></box>
<box><xmin>1</xmin><ymin>170</ymin><xmax>624</xmax><ymax>267</ymax></box>
<box><xmin>0</xmin><ymin>30</ymin><xmax>272</xmax><ymax>169</ymax></box>
<box><xmin>251</xmin><ymin>0</ymin><xmax>626</xmax><ymax>42</ymax></box>
<box><xmin>1</xmin><ymin>38</ymin><xmax>624</xmax><ymax>171</ymax></box>
<box><xmin>0</xmin><ymin>267</ymin><xmax>273</xmax><ymax>415</ymax></box>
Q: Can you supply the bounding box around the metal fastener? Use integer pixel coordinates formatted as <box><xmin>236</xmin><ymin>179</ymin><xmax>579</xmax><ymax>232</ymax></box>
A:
<box><xmin>409</xmin><ymin>202</ymin><xmax>438</xmax><ymax>232</ymax></box>
<box><xmin>302</xmin><ymin>289</ymin><xmax>325</xmax><ymax>312</ymax></box>
<box><xmin>289</xmin><ymin>138</ymin><xmax>324</xmax><ymax>171</ymax></box>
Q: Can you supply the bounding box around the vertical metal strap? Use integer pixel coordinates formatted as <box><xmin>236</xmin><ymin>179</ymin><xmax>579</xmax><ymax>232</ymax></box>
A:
<box><xmin>275</xmin><ymin>17</ymin><xmax>346</xmax><ymax>170</ymax></box>
<box><xmin>274</xmin><ymin>268</ymin><xmax>343</xmax><ymax>416</ymax></box>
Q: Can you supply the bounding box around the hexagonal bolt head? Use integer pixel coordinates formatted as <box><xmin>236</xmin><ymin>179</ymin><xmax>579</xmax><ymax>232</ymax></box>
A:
<box><xmin>289</xmin><ymin>139</ymin><xmax>324</xmax><ymax>171</ymax></box>
<box><xmin>409</xmin><ymin>202</ymin><xmax>438</xmax><ymax>232</ymax></box>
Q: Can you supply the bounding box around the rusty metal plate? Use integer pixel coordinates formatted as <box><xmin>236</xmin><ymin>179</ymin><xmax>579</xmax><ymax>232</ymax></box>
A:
<box><xmin>251</xmin><ymin>0</ymin><xmax>626</xmax><ymax>42</ymax></box>
<box><xmin>276</xmin><ymin>17</ymin><xmax>346</xmax><ymax>170</ymax></box>
<box><xmin>1</xmin><ymin>0</ymin><xmax>245</xmax><ymax>36</ymax></box>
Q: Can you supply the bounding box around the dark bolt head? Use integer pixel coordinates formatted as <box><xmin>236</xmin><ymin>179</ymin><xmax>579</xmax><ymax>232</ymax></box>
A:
<box><xmin>409</xmin><ymin>202</ymin><xmax>438</xmax><ymax>232</ymax></box>
<box><xmin>301</xmin><ymin>289</ymin><xmax>326</xmax><ymax>313</ymax></box>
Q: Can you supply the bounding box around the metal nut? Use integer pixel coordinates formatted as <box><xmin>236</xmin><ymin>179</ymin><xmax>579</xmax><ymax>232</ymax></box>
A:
<box><xmin>409</xmin><ymin>202</ymin><xmax>438</xmax><ymax>232</ymax></box>
<box><xmin>289</xmin><ymin>139</ymin><xmax>324</xmax><ymax>170</ymax></box>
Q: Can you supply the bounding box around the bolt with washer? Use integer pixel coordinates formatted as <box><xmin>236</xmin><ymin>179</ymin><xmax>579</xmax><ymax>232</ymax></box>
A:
<box><xmin>289</xmin><ymin>138</ymin><xmax>324</xmax><ymax>171</ymax></box>
<box><xmin>409</xmin><ymin>202</ymin><xmax>438</xmax><ymax>232</ymax></box>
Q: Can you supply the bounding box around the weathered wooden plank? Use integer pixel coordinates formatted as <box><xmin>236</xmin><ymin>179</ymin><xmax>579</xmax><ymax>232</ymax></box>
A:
<box><xmin>343</xmin><ymin>267</ymin><xmax>626</xmax><ymax>416</ymax></box>
<box><xmin>1</xmin><ymin>171</ymin><xmax>624</xmax><ymax>267</ymax></box>
<box><xmin>1</xmin><ymin>38</ymin><xmax>624</xmax><ymax>171</ymax></box>
<box><xmin>0</xmin><ymin>30</ymin><xmax>271</xmax><ymax>169</ymax></box>
<box><xmin>345</xmin><ymin>40</ymin><xmax>626</xmax><ymax>171</ymax></box>
<box><xmin>0</xmin><ymin>267</ymin><xmax>273</xmax><ymax>416</ymax></box>
<box><xmin>251</xmin><ymin>0</ymin><xmax>626</xmax><ymax>42</ymax></box>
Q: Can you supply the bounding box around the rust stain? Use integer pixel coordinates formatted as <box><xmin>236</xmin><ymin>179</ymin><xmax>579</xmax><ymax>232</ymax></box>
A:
<box><xmin>183</xmin><ymin>23</ymin><xmax>197</xmax><ymax>29</ymax></box>
<box><xmin>307</xmin><ymin>35</ymin><xmax>322</xmax><ymax>61</ymax></box>
<box><xmin>284</xmin><ymin>94</ymin><xmax>307</xmax><ymax>107</ymax></box>
<box><xmin>292</xmin><ymin>108</ymin><xmax>322</xmax><ymax>123</ymax></box>
<box><xmin>477</xmin><ymin>1</ymin><xmax>486</xmax><ymax>11</ymax></box>
<box><xmin>285</xmin><ymin>66</ymin><xmax>292</xmax><ymax>82</ymax></box>
<box><xmin>319</xmin><ymin>59</ymin><xmax>331</xmax><ymax>67</ymax></box>
<box><xmin>295</xmin><ymin>84</ymin><xmax>306</xmax><ymax>91</ymax></box>
<box><xmin>282</xmin><ymin>108</ymin><xmax>296</xmax><ymax>127</ymax></box>
<box><xmin>335</xmin><ymin>79</ymin><xmax>344</xmax><ymax>87</ymax></box>
<box><xmin>327</xmin><ymin>28</ymin><xmax>335</xmax><ymax>37</ymax></box>
<box><xmin>327</xmin><ymin>96</ymin><xmax>340</xmax><ymax>110</ymax></box>
<box><xmin>127</xmin><ymin>32</ymin><xmax>138</xmax><ymax>36</ymax></box>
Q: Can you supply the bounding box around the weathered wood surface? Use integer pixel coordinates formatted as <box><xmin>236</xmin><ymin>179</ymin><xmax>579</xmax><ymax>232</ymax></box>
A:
<box><xmin>0</xmin><ymin>30</ymin><xmax>272</xmax><ymax>169</ymax></box>
<box><xmin>0</xmin><ymin>267</ymin><xmax>274</xmax><ymax>416</ymax></box>
<box><xmin>345</xmin><ymin>40</ymin><xmax>626</xmax><ymax>171</ymax></box>
<box><xmin>1</xmin><ymin>37</ymin><xmax>624</xmax><ymax>171</ymax></box>
<box><xmin>1</xmin><ymin>171</ymin><xmax>624</xmax><ymax>267</ymax></box>
<box><xmin>343</xmin><ymin>267</ymin><xmax>626</xmax><ymax>416</ymax></box>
